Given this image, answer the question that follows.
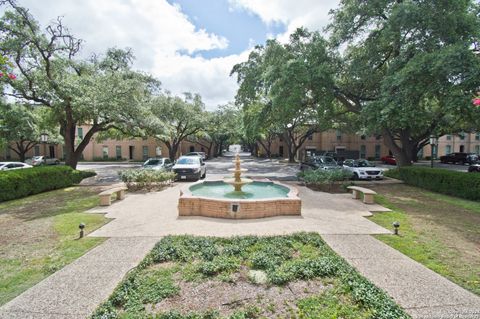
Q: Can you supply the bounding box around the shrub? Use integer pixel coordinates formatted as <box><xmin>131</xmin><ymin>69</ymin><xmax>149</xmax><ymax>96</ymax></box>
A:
<box><xmin>119</xmin><ymin>169</ymin><xmax>176</xmax><ymax>191</ymax></box>
<box><xmin>388</xmin><ymin>166</ymin><xmax>480</xmax><ymax>200</ymax></box>
<box><xmin>0</xmin><ymin>166</ymin><xmax>96</xmax><ymax>202</ymax></box>
<box><xmin>301</xmin><ymin>169</ymin><xmax>352</xmax><ymax>184</ymax></box>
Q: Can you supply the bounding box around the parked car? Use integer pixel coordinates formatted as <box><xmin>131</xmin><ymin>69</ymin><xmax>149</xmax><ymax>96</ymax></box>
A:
<box><xmin>0</xmin><ymin>162</ymin><xmax>33</xmax><ymax>171</ymax></box>
<box><xmin>343</xmin><ymin>159</ymin><xmax>384</xmax><ymax>180</ymax></box>
<box><xmin>141</xmin><ymin>158</ymin><xmax>174</xmax><ymax>171</ymax></box>
<box><xmin>30</xmin><ymin>155</ymin><xmax>60</xmax><ymax>166</ymax></box>
<box><xmin>380</xmin><ymin>155</ymin><xmax>396</xmax><ymax>165</ymax></box>
<box><xmin>172</xmin><ymin>156</ymin><xmax>206</xmax><ymax>181</ymax></box>
<box><xmin>440</xmin><ymin>152</ymin><xmax>479</xmax><ymax>165</ymax></box>
<box><xmin>299</xmin><ymin>156</ymin><xmax>339</xmax><ymax>171</ymax></box>
<box><xmin>468</xmin><ymin>164</ymin><xmax>480</xmax><ymax>172</ymax></box>
<box><xmin>185</xmin><ymin>152</ymin><xmax>208</xmax><ymax>160</ymax></box>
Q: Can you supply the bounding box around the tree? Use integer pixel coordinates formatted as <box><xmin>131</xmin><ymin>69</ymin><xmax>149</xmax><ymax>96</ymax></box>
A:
<box><xmin>232</xmin><ymin>29</ymin><xmax>337</xmax><ymax>162</ymax></box>
<box><xmin>0</xmin><ymin>2</ymin><xmax>155</xmax><ymax>168</ymax></box>
<box><xmin>0</xmin><ymin>103</ymin><xmax>58</xmax><ymax>161</ymax></box>
<box><xmin>327</xmin><ymin>0</ymin><xmax>480</xmax><ymax>166</ymax></box>
<box><xmin>148</xmin><ymin>93</ymin><xmax>205</xmax><ymax>161</ymax></box>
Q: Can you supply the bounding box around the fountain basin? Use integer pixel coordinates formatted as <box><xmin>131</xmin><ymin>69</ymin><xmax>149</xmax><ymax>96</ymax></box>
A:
<box><xmin>178</xmin><ymin>180</ymin><xmax>301</xmax><ymax>219</ymax></box>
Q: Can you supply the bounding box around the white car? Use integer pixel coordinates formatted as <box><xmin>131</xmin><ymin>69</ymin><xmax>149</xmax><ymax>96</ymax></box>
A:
<box><xmin>0</xmin><ymin>162</ymin><xmax>33</xmax><ymax>171</ymax></box>
<box><xmin>343</xmin><ymin>159</ymin><xmax>384</xmax><ymax>180</ymax></box>
<box><xmin>172</xmin><ymin>156</ymin><xmax>206</xmax><ymax>181</ymax></box>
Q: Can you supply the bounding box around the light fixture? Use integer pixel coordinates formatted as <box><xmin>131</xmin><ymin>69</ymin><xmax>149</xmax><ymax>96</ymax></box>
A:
<box><xmin>392</xmin><ymin>221</ymin><xmax>400</xmax><ymax>235</ymax></box>
<box><xmin>79</xmin><ymin>222</ymin><xmax>85</xmax><ymax>238</ymax></box>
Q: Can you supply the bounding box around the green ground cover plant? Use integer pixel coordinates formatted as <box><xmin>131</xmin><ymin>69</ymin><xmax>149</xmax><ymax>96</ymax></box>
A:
<box><xmin>93</xmin><ymin>233</ymin><xmax>408</xmax><ymax>319</ymax></box>
<box><xmin>369</xmin><ymin>184</ymin><xmax>480</xmax><ymax>296</ymax></box>
<box><xmin>0</xmin><ymin>186</ymin><xmax>108</xmax><ymax>305</ymax></box>
<box><xmin>0</xmin><ymin>166</ymin><xmax>96</xmax><ymax>202</ymax></box>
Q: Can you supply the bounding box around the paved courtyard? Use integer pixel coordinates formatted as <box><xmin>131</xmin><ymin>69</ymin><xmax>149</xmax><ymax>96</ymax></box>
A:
<box><xmin>2</xmin><ymin>156</ymin><xmax>479</xmax><ymax>319</ymax></box>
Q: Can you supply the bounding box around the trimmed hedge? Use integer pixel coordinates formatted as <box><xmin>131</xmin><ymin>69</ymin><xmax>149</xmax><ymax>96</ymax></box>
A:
<box><xmin>0</xmin><ymin>166</ymin><xmax>96</xmax><ymax>202</ymax></box>
<box><xmin>385</xmin><ymin>166</ymin><xmax>480</xmax><ymax>200</ymax></box>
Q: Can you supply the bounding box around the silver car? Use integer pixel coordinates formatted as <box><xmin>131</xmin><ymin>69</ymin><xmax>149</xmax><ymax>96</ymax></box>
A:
<box><xmin>0</xmin><ymin>162</ymin><xmax>33</xmax><ymax>171</ymax></box>
<box><xmin>142</xmin><ymin>158</ymin><xmax>174</xmax><ymax>171</ymax></box>
<box><xmin>30</xmin><ymin>156</ymin><xmax>60</xmax><ymax>166</ymax></box>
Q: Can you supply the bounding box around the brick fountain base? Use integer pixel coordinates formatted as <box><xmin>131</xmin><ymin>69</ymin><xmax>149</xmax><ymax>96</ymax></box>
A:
<box><xmin>178</xmin><ymin>180</ymin><xmax>302</xmax><ymax>219</ymax></box>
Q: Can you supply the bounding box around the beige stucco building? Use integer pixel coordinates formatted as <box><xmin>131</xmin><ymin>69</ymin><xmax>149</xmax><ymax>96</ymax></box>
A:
<box><xmin>2</xmin><ymin>125</ymin><xmax>480</xmax><ymax>162</ymax></box>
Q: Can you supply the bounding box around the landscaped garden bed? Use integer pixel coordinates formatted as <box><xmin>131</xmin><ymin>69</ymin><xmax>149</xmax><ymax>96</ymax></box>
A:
<box><xmin>93</xmin><ymin>233</ymin><xmax>408</xmax><ymax>319</ymax></box>
<box><xmin>298</xmin><ymin>169</ymin><xmax>354</xmax><ymax>193</ymax></box>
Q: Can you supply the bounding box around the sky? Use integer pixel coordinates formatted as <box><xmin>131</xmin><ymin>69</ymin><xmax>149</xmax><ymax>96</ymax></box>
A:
<box><xmin>3</xmin><ymin>0</ymin><xmax>340</xmax><ymax>109</ymax></box>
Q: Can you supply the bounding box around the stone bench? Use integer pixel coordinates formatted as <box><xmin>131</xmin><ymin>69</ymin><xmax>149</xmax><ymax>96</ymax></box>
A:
<box><xmin>99</xmin><ymin>186</ymin><xmax>127</xmax><ymax>206</ymax></box>
<box><xmin>347</xmin><ymin>186</ymin><xmax>377</xmax><ymax>204</ymax></box>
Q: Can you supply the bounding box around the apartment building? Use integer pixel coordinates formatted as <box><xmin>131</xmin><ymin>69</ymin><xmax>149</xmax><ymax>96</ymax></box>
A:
<box><xmin>2</xmin><ymin>126</ymin><xmax>480</xmax><ymax>162</ymax></box>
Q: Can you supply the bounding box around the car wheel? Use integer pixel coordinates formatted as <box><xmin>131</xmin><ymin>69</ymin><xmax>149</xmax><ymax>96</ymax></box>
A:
<box><xmin>201</xmin><ymin>170</ymin><xmax>206</xmax><ymax>179</ymax></box>
<box><xmin>55</xmin><ymin>160</ymin><xmax>60</xmax><ymax>165</ymax></box>
<box><xmin>353</xmin><ymin>173</ymin><xmax>359</xmax><ymax>180</ymax></box>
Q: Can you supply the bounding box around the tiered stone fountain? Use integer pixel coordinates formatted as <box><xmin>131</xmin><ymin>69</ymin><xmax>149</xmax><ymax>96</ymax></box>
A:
<box><xmin>178</xmin><ymin>154</ymin><xmax>301</xmax><ymax>219</ymax></box>
<box><xmin>224</xmin><ymin>154</ymin><xmax>253</xmax><ymax>192</ymax></box>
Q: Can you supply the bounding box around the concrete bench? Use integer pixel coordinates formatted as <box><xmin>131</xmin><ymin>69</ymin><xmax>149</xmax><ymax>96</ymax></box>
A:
<box><xmin>99</xmin><ymin>187</ymin><xmax>127</xmax><ymax>206</ymax></box>
<box><xmin>347</xmin><ymin>186</ymin><xmax>377</xmax><ymax>204</ymax></box>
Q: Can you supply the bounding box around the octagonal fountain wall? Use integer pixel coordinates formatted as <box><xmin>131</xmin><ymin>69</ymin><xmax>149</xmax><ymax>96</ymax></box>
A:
<box><xmin>178</xmin><ymin>155</ymin><xmax>301</xmax><ymax>219</ymax></box>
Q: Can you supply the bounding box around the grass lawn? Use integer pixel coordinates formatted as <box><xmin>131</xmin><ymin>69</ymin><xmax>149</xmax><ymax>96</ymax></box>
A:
<box><xmin>93</xmin><ymin>233</ymin><xmax>408</xmax><ymax>319</ymax></box>
<box><xmin>0</xmin><ymin>186</ymin><xmax>109</xmax><ymax>305</ymax></box>
<box><xmin>368</xmin><ymin>184</ymin><xmax>480</xmax><ymax>296</ymax></box>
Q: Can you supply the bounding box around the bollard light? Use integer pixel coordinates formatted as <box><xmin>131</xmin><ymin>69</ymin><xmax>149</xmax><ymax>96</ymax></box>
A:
<box><xmin>392</xmin><ymin>221</ymin><xmax>400</xmax><ymax>235</ymax></box>
<box><xmin>79</xmin><ymin>222</ymin><xmax>86</xmax><ymax>238</ymax></box>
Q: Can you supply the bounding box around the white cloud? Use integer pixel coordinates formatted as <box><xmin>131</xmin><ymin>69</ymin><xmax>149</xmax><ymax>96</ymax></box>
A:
<box><xmin>6</xmin><ymin>0</ymin><xmax>237</xmax><ymax>108</ymax></box>
<box><xmin>4</xmin><ymin>0</ymin><xmax>342</xmax><ymax>109</ymax></box>
<box><xmin>229</xmin><ymin>0</ymin><xmax>340</xmax><ymax>40</ymax></box>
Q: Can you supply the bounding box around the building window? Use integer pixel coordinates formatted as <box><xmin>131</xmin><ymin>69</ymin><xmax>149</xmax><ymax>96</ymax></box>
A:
<box><xmin>375</xmin><ymin>135</ymin><xmax>381</xmax><ymax>140</ymax></box>
<box><xmin>446</xmin><ymin>135</ymin><xmax>452</xmax><ymax>140</ymax></box>
<box><xmin>116</xmin><ymin>146</ymin><xmax>122</xmax><ymax>160</ymax></box>
<box><xmin>5</xmin><ymin>147</ymin><xmax>11</xmax><ymax>160</ymax></box>
<box><xmin>475</xmin><ymin>145</ymin><xmax>480</xmax><ymax>154</ymax></box>
<box><xmin>77</xmin><ymin>127</ymin><xmax>83</xmax><ymax>140</ymax></box>
<box><xmin>34</xmin><ymin>145</ymin><xmax>40</xmax><ymax>156</ymax></box>
<box><xmin>459</xmin><ymin>133</ymin><xmax>465</xmax><ymax>140</ymax></box>
<box><xmin>445</xmin><ymin>145</ymin><xmax>451</xmax><ymax>154</ymax></box>
<box><xmin>142</xmin><ymin>146</ymin><xmax>148</xmax><ymax>160</ymax></box>
<box><xmin>476</xmin><ymin>133</ymin><xmax>480</xmax><ymax>141</ymax></box>
<box><xmin>374</xmin><ymin>144</ymin><xmax>381</xmax><ymax>160</ymax></box>
<box><xmin>336</xmin><ymin>130</ymin><xmax>342</xmax><ymax>141</ymax></box>
<box><xmin>308</xmin><ymin>135</ymin><xmax>313</xmax><ymax>141</ymax></box>
<box><xmin>102</xmin><ymin>146</ymin><xmax>109</xmax><ymax>159</ymax></box>
<box><xmin>360</xmin><ymin>135</ymin><xmax>366</xmax><ymax>140</ymax></box>
<box><xmin>360</xmin><ymin>145</ymin><xmax>366</xmax><ymax>159</ymax></box>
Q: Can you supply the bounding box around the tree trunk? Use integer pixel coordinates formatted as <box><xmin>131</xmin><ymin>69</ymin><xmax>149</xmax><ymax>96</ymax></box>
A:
<box><xmin>382</xmin><ymin>128</ymin><xmax>415</xmax><ymax>167</ymax></box>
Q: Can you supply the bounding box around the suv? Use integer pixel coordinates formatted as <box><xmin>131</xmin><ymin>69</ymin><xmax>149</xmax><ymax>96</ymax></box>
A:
<box><xmin>172</xmin><ymin>156</ymin><xmax>206</xmax><ymax>181</ymax></box>
<box><xmin>343</xmin><ymin>159</ymin><xmax>383</xmax><ymax>180</ymax></box>
<box><xmin>142</xmin><ymin>158</ymin><xmax>174</xmax><ymax>171</ymax></box>
<box><xmin>440</xmin><ymin>153</ymin><xmax>478</xmax><ymax>165</ymax></box>
<box><xmin>299</xmin><ymin>156</ymin><xmax>339</xmax><ymax>171</ymax></box>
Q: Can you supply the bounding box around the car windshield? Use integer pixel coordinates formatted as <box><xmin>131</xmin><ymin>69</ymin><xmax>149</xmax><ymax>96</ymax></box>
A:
<box><xmin>0</xmin><ymin>163</ymin><xmax>6</xmax><ymax>168</ymax></box>
<box><xmin>144</xmin><ymin>159</ymin><xmax>162</xmax><ymax>166</ymax></box>
<box><xmin>176</xmin><ymin>157</ymin><xmax>199</xmax><ymax>165</ymax></box>
<box><xmin>33</xmin><ymin>156</ymin><xmax>42</xmax><ymax>160</ymax></box>
<box><xmin>356</xmin><ymin>160</ymin><xmax>374</xmax><ymax>167</ymax></box>
<box><xmin>314</xmin><ymin>157</ymin><xmax>336</xmax><ymax>165</ymax></box>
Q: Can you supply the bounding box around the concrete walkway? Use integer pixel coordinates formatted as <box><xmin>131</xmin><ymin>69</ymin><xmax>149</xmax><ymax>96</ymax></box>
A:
<box><xmin>2</xmin><ymin>177</ymin><xmax>479</xmax><ymax>318</ymax></box>
<box><xmin>323</xmin><ymin>235</ymin><xmax>480</xmax><ymax>319</ymax></box>
<box><xmin>86</xmin><ymin>184</ymin><xmax>391</xmax><ymax>237</ymax></box>
<box><xmin>0</xmin><ymin>237</ymin><xmax>159</xmax><ymax>319</ymax></box>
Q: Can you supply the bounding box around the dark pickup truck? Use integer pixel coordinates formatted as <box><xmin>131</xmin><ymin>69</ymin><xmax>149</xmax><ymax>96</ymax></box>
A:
<box><xmin>439</xmin><ymin>152</ymin><xmax>479</xmax><ymax>165</ymax></box>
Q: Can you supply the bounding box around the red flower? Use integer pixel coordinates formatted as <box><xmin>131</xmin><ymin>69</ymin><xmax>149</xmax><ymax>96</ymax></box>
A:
<box><xmin>473</xmin><ymin>98</ymin><xmax>480</xmax><ymax>106</ymax></box>
<box><xmin>7</xmin><ymin>73</ymin><xmax>16</xmax><ymax>80</ymax></box>
<box><xmin>0</xmin><ymin>72</ymin><xmax>3</xmax><ymax>77</ymax></box>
